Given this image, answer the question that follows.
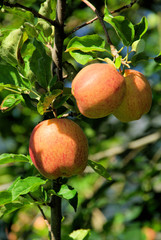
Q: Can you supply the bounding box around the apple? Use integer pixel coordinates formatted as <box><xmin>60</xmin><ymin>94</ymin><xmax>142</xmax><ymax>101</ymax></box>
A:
<box><xmin>113</xmin><ymin>69</ymin><xmax>152</xmax><ymax>122</ymax></box>
<box><xmin>29</xmin><ymin>118</ymin><xmax>88</xmax><ymax>179</ymax></box>
<box><xmin>72</xmin><ymin>63</ymin><xmax>125</xmax><ymax>119</ymax></box>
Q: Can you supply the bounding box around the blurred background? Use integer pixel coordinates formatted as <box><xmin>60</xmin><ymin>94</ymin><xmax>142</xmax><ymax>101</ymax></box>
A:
<box><xmin>0</xmin><ymin>0</ymin><xmax>161</xmax><ymax>239</ymax></box>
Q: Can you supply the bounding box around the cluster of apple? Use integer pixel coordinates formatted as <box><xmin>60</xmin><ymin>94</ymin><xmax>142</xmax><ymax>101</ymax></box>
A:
<box><xmin>29</xmin><ymin>63</ymin><xmax>152</xmax><ymax>180</ymax></box>
<box><xmin>72</xmin><ymin>63</ymin><xmax>152</xmax><ymax>122</ymax></box>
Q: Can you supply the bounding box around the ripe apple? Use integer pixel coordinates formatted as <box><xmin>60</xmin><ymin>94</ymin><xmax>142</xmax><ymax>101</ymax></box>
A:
<box><xmin>113</xmin><ymin>69</ymin><xmax>152</xmax><ymax>122</ymax></box>
<box><xmin>72</xmin><ymin>63</ymin><xmax>125</xmax><ymax>119</ymax></box>
<box><xmin>142</xmin><ymin>227</ymin><xmax>156</xmax><ymax>240</ymax></box>
<box><xmin>29</xmin><ymin>118</ymin><xmax>88</xmax><ymax>179</ymax></box>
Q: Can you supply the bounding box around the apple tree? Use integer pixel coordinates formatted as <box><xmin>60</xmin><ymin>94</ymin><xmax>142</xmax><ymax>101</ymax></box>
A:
<box><xmin>0</xmin><ymin>0</ymin><xmax>161</xmax><ymax>239</ymax></box>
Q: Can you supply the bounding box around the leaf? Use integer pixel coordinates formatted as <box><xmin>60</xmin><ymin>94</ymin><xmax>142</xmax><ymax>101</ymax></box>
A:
<box><xmin>37</xmin><ymin>89</ymin><xmax>63</xmax><ymax>115</ymax></box>
<box><xmin>8</xmin><ymin>177</ymin><xmax>47</xmax><ymax>201</ymax></box>
<box><xmin>114</xmin><ymin>56</ymin><xmax>122</xmax><ymax>69</ymax></box>
<box><xmin>24</xmin><ymin>22</ymin><xmax>38</xmax><ymax>38</ymax></box>
<box><xmin>0</xmin><ymin>94</ymin><xmax>23</xmax><ymax>112</ymax></box>
<box><xmin>154</xmin><ymin>52</ymin><xmax>161</xmax><ymax>65</ymax></box>
<box><xmin>88</xmin><ymin>160</ymin><xmax>112</xmax><ymax>181</ymax></box>
<box><xmin>131</xmin><ymin>52</ymin><xmax>149</xmax><ymax>66</ymax></box>
<box><xmin>134</xmin><ymin>16</ymin><xmax>148</xmax><ymax>41</ymax></box>
<box><xmin>70</xmin><ymin>51</ymin><xmax>94</xmax><ymax>65</ymax></box>
<box><xmin>30</xmin><ymin>39</ymin><xmax>52</xmax><ymax>89</ymax></box>
<box><xmin>0</xmin><ymin>153</ymin><xmax>31</xmax><ymax>165</ymax></box>
<box><xmin>0</xmin><ymin>191</ymin><xmax>12</xmax><ymax>205</ymax></box>
<box><xmin>57</xmin><ymin>184</ymin><xmax>78</xmax><ymax>211</ymax></box>
<box><xmin>131</xmin><ymin>39</ymin><xmax>145</xmax><ymax>53</ymax></box>
<box><xmin>36</xmin><ymin>20</ymin><xmax>52</xmax><ymax>37</ymax></box>
<box><xmin>0</xmin><ymin>202</ymin><xmax>25</xmax><ymax>218</ymax></box>
<box><xmin>3</xmin><ymin>7</ymin><xmax>34</xmax><ymax>23</ymax></box>
<box><xmin>66</xmin><ymin>35</ymin><xmax>105</xmax><ymax>53</ymax></box>
<box><xmin>104</xmin><ymin>13</ymin><xmax>135</xmax><ymax>46</ymax></box>
<box><xmin>0</xmin><ymin>62</ymin><xmax>32</xmax><ymax>91</ymax></box>
<box><xmin>0</xmin><ymin>28</ymin><xmax>23</xmax><ymax>66</ymax></box>
<box><xmin>69</xmin><ymin>229</ymin><xmax>91</xmax><ymax>240</ymax></box>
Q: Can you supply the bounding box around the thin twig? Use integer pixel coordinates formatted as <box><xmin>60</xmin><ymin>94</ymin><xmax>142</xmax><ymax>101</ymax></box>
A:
<box><xmin>68</xmin><ymin>0</ymin><xmax>138</xmax><ymax>37</ymax></box>
<box><xmin>2</xmin><ymin>1</ymin><xmax>57</xmax><ymax>27</ymax></box>
<box><xmin>110</xmin><ymin>0</ymin><xmax>138</xmax><ymax>14</ymax></box>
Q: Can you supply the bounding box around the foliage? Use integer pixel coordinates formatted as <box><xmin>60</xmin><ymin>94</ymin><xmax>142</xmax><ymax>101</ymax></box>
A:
<box><xmin>0</xmin><ymin>0</ymin><xmax>161</xmax><ymax>239</ymax></box>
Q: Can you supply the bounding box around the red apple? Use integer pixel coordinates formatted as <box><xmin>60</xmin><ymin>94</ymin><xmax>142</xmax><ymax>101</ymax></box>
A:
<box><xmin>72</xmin><ymin>63</ymin><xmax>125</xmax><ymax>119</ymax></box>
<box><xmin>113</xmin><ymin>69</ymin><xmax>152</xmax><ymax>122</ymax></box>
<box><xmin>29</xmin><ymin>118</ymin><xmax>88</xmax><ymax>179</ymax></box>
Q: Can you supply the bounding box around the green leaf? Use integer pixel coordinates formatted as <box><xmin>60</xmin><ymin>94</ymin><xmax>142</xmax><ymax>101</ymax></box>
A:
<box><xmin>8</xmin><ymin>177</ymin><xmax>47</xmax><ymax>201</ymax></box>
<box><xmin>69</xmin><ymin>51</ymin><xmax>94</xmax><ymax>65</ymax></box>
<box><xmin>0</xmin><ymin>94</ymin><xmax>23</xmax><ymax>112</ymax></box>
<box><xmin>0</xmin><ymin>62</ymin><xmax>32</xmax><ymax>91</ymax></box>
<box><xmin>24</xmin><ymin>22</ymin><xmax>38</xmax><ymax>38</ymax></box>
<box><xmin>37</xmin><ymin>89</ymin><xmax>63</xmax><ymax>115</ymax></box>
<box><xmin>114</xmin><ymin>56</ymin><xmax>122</xmax><ymax>69</ymax></box>
<box><xmin>3</xmin><ymin>7</ymin><xmax>34</xmax><ymax>23</ymax></box>
<box><xmin>0</xmin><ymin>202</ymin><xmax>25</xmax><ymax>218</ymax></box>
<box><xmin>53</xmin><ymin>95</ymin><xmax>71</xmax><ymax>109</ymax></box>
<box><xmin>131</xmin><ymin>52</ymin><xmax>149</xmax><ymax>66</ymax></box>
<box><xmin>30</xmin><ymin>39</ymin><xmax>52</xmax><ymax>89</ymax></box>
<box><xmin>0</xmin><ymin>153</ymin><xmax>31</xmax><ymax>165</ymax></box>
<box><xmin>57</xmin><ymin>184</ymin><xmax>78</xmax><ymax>211</ymax></box>
<box><xmin>134</xmin><ymin>16</ymin><xmax>148</xmax><ymax>41</ymax></box>
<box><xmin>154</xmin><ymin>52</ymin><xmax>161</xmax><ymax>65</ymax></box>
<box><xmin>0</xmin><ymin>28</ymin><xmax>23</xmax><ymax>66</ymax></box>
<box><xmin>36</xmin><ymin>19</ymin><xmax>52</xmax><ymax>37</ymax></box>
<box><xmin>69</xmin><ymin>229</ymin><xmax>91</xmax><ymax>240</ymax></box>
<box><xmin>131</xmin><ymin>39</ymin><xmax>145</xmax><ymax>53</ymax></box>
<box><xmin>67</xmin><ymin>35</ymin><xmax>105</xmax><ymax>53</ymax></box>
<box><xmin>0</xmin><ymin>191</ymin><xmax>12</xmax><ymax>205</ymax></box>
<box><xmin>104</xmin><ymin>14</ymin><xmax>135</xmax><ymax>46</ymax></box>
<box><xmin>88</xmin><ymin>160</ymin><xmax>112</xmax><ymax>181</ymax></box>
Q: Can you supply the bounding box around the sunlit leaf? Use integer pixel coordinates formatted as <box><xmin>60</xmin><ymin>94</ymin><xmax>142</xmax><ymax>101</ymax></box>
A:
<box><xmin>69</xmin><ymin>229</ymin><xmax>91</xmax><ymax>240</ymax></box>
<box><xmin>0</xmin><ymin>94</ymin><xmax>23</xmax><ymax>112</ymax></box>
<box><xmin>8</xmin><ymin>177</ymin><xmax>47</xmax><ymax>201</ymax></box>
<box><xmin>104</xmin><ymin>13</ymin><xmax>135</xmax><ymax>46</ymax></box>
<box><xmin>88</xmin><ymin>160</ymin><xmax>112</xmax><ymax>181</ymax></box>
<box><xmin>131</xmin><ymin>39</ymin><xmax>145</xmax><ymax>53</ymax></box>
<box><xmin>0</xmin><ymin>153</ymin><xmax>31</xmax><ymax>165</ymax></box>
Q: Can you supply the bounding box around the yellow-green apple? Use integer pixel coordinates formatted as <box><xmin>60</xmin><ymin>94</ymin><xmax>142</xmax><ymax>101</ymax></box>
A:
<box><xmin>29</xmin><ymin>118</ymin><xmax>88</xmax><ymax>179</ymax></box>
<box><xmin>113</xmin><ymin>69</ymin><xmax>152</xmax><ymax>122</ymax></box>
<box><xmin>72</xmin><ymin>63</ymin><xmax>125</xmax><ymax>119</ymax></box>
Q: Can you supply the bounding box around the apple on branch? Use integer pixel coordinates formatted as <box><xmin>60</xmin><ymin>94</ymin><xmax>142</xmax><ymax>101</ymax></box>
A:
<box><xmin>72</xmin><ymin>63</ymin><xmax>126</xmax><ymax>119</ymax></box>
<box><xmin>29</xmin><ymin>118</ymin><xmax>88</xmax><ymax>179</ymax></box>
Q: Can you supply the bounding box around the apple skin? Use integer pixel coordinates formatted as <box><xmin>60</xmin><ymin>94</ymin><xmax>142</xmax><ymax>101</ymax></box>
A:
<box><xmin>29</xmin><ymin>118</ymin><xmax>88</xmax><ymax>179</ymax></box>
<box><xmin>113</xmin><ymin>69</ymin><xmax>152</xmax><ymax>122</ymax></box>
<box><xmin>72</xmin><ymin>63</ymin><xmax>125</xmax><ymax>119</ymax></box>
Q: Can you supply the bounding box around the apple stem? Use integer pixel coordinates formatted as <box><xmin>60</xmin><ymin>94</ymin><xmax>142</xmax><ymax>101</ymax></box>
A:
<box><xmin>50</xmin><ymin>179</ymin><xmax>62</xmax><ymax>240</ymax></box>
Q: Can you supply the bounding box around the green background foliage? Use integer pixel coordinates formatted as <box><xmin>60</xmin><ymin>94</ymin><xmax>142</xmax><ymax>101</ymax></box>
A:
<box><xmin>0</xmin><ymin>0</ymin><xmax>161</xmax><ymax>239</ymax></box>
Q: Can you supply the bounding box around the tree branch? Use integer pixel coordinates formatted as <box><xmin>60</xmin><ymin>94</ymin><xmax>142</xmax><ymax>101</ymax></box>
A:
<box><xmin>2</xmin><ymin>1</ymin><xmax>57</xmax><ymax>27</ymax></box>
<box><xmin>52</xmin><ymin>0</ymin><xmax>66</xmax><ymax>81</ymax></box>
<box><xmin>68</xmin><ymin>0</ymin><xmax>138</xmax><ymax>37</ymax></box>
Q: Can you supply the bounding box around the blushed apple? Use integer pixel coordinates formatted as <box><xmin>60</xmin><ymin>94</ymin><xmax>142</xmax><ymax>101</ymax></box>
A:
<box><xmin>113</xmin><ymin>69</ymin><xmax>152</xmax><ymax>122</ymax></box>
<box><xmin>29</xmin><ymin>118</ymin><xmax>88</xmax><ymax>179</ymax></box>
<box><xmin>72</xmin><ymin>63</ymin><xmax>125</xmax><ymax>119</ymax></box>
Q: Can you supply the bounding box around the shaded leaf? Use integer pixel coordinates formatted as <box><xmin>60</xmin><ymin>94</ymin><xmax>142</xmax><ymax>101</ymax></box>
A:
<box><xmin>134</xmin><ymin>16</ymin><xmax>148</xmax><ymax>41</ymax></box>
<box><xmin>37</xmin><ymin>89</ymin><xmax>63</xmax><ymax>115</ymax></box>
<box><xmin>154</xmin><ymin>52</ymin><xmax>161</xmax><ymax>65</ymax></box>
<box><xmin>0</xmin><ymin>62</ymin><xmax>32</xmax><ymax>91</ymax></box>
<box><xmin>0</xmin><ymin>191</ymin><xmax>12</xmax><ymax>205</ymax></box>
<box><xmin>104</xmin><ymin>13</ymin><xmax>135</xmax><ymax>46</ymax></box>
<box><xmin>0</xmin><ymin>153</ymin><xmax>31</xmax><ymax>165</ymax></box>
<box><xmin>24</xmin><ymin>22</ymin><xmax>38</xmax><ymax>38</ymax></box>
<box><xmin>30</xmin><ymin>39</ymin><xmax>52</xmax><ymax>89</ymax></box>
<box><xmin>0</xmin><ymin>202</ymin><xmax>25</xmax><ymax>218</ymax></box>
<box><xmin>131</xmin><ymin>39</ymin><xmax>145</xmax><ymax>53</ymax></box>
<box><xmin>131</xmin><ymin>52</ymin><xmax>149</xmax><ymax>66</ymax></box>
<box><xmin>0</xmin><ymin>28</ymin><xmax>23</xmax><ymax>66</ymax></box>
<box><xmin>88</xmin><ymin>160</ymin><xmax>112</xmax><ymax>181</ymax></box>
